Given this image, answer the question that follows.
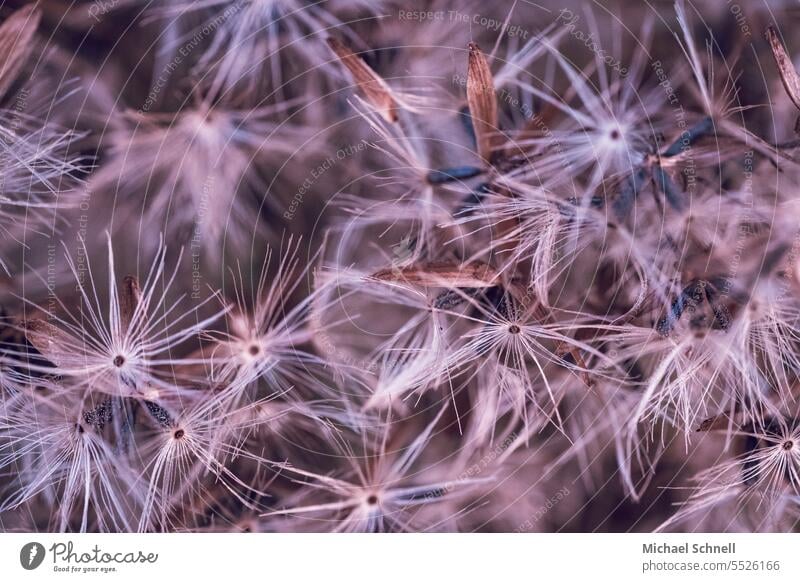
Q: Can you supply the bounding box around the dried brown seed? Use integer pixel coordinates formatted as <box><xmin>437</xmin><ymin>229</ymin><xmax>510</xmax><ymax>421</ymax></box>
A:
<box><xmin>467</xmin><ymin>42</ymin><xmax>499</xmax><ymax>163</ymax></box>
<box><xmin>327</xmin><ymin>37</ymin><xmax>398</xmax><ymax>123</ymax></box>
<box><xmin>0</xmin><ymin>5</ymin><xmax>41</xmax><ymax>97</ymax></box>
<box><xmin>696</xmin><ymin>413</ymin><xmax>740</xmax><ymax>432</ymax></box>
<box><xmin>23</xmin><ymin>319</ymin><xmax>73</xmax><ymax>368</ymax></box>
<box><xmin>119</xmin><ymin>275</ymin><xmax>141</xmax><ymax>334</ymax></box>
<box><xmin>370</xmin><ymin>261</ymin><xmax>500</xmax><ymax>288</ymax></box>
<box><xmin>766</xmin><ymin>26</ymin><xmax>800</xmax><ymax>112</ymax></box>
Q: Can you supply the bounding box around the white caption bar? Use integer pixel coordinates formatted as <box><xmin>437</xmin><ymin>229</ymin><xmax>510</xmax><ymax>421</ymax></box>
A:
<box><xmin>1</xmin><ymin>533</ymin><xmax>798</xmax><ymax>581</ymax></box>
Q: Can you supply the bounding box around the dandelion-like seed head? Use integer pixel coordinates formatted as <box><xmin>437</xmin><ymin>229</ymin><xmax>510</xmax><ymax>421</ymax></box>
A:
<box><xmin>5</xmin><ymin>0</ymin><xmax>800</xmax><ymax>537</ymax></box>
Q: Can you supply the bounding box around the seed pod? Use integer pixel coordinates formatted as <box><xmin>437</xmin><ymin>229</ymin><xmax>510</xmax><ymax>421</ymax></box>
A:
<box><xmin>83</xmin><ymin>399</ymin><xmax>114</xmax><ymax>431</ymax></box>
<box><xmin>119</xmin><ymin>276</ymin><xmax>141</xmax><ymax>335</ymax></box>
<box><xmin>23</xmin><ymin>319</ymin><xmax>73</xmax><ymax>368</ymax></box>
<box><xmin>663</xmin><ymin>116</ymin><xmax>714</xmax><ymax>157</ymax></box>
<box><xmin>613</xmin><ymin>167</ymin><xmax>648</xmax><ymax>220</ymax></box>
<box><xmin>328</xmin><ymin>37</ymin><xmax>399</xmax><ymax>123</ymax></box>
<box><xmin>426</xmin><ymin>166</ymin><xmax>484</xmax><ymax>185</ymax></box>
<box><xmin>467</xmin><ymin>42</ymin><xmax>499</xmax><ymax>163</ymax></box>
<box><xmin>0</xmin><ymin>5</ymin><xmax>41</xmax><ymax>98</ymax></box>
<box><xmin>371</xmin><ymin>261</ymin><xmax>500</xmax><ymax>288</ymax></box>
<box><xmin>143</xmin><ymin>399</ymin><xmax>174</xmax><ymax>428</ymax></box>
<box><xmin>652</xmin><ymin>165</ymin><xmax>684</xmax><ymax>211</ymax></box>
<box><xmin>766</xmin><ymin>27</ymin><xmax>800</xmax><ymax>112</ymax></box>
<box><xmin>434</xmin><ymin>287</ymin><xmax>481</xmax><ymax>310</ymax></box>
